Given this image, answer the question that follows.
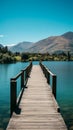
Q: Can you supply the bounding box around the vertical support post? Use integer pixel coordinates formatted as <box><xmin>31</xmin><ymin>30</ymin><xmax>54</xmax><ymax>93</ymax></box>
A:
<box><xmin>47</xmin><ymin>71</ymin><xmax>50</xmax><ymax>84</ymax></box>
<box><xmin>52</xmin><ymin>75</ymin><xmax>56</xmax><ymax>99</ymax></box>
<box><xmin>26</xmin><ymin>67</ymin><xmax>28</xmax><ymax>78</ymax></box>
<box><xmin>43</xmin><ymin>66</ymin><xmax>45</xmax><ymax>76</ymax></box>
<box><xmin>25</xmin><ymin>67</ymin><xmax>29</xmax><ymax>85</ymax></box>
<box><xmin>10</xmin><ymin>79</ymin><xmax>17</xmax><ymax>116</ymax></box>
<box><xmin>45</xmin><ymin>68</ymin><xmax>47</xmax><ymax>78</ymax></box>
<box><xmin>30</xmin><ymin>61</ymin><xmax>32</xmax><ymax>72</ymax></box>
<box><xmin>46</xmin><ymin>68</ymin><xmax>48</xmax><ymax>79</ymax></box>
<box><xmin>25</xmin><ymin>69</ymin><xmax>27</xmax><ymax>81</ymax></box>
<box><xmin>24</xmin><ymin>70</ymin><xmax>26</xmax><ymax>83</ymax></box>
<box><xmin>21</xmin><ymin>70</ymin><xmax>24</xmax><ymax>88</ymax></box>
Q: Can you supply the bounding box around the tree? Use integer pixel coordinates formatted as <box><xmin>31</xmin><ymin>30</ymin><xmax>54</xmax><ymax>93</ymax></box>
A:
<box><xmin>21</xmin><ymin>53</ymin><xmax>29</xmax><ymax>61</ymax></box>
<box><xmin>1</xmin><ymin>46</ymin><xmax>8</xmax><ymax>53</ymax></box>
<box><xmin>68</xmin><ymin>51</ymin><xmax>70</xmax><ymax>61</ymax></box>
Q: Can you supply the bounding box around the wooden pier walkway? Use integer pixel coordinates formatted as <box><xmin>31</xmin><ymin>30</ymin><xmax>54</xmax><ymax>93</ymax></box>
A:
<box><xmin>7</xmin><ymin>65</ymin><xmax>67</xmax><ymax>130</ymax></box>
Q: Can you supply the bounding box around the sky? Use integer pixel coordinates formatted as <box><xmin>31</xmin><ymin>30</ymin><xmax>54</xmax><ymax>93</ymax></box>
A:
<box><xmin>0</xmin><ymin>0</ymin><xmax>73</xmax><ymax>46</ymax></box>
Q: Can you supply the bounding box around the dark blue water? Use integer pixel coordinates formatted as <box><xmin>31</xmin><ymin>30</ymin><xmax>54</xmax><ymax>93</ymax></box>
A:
<box><xmin>43</xmin><ymin>61</ymin><xmax>73</xmax><ymax>130</ymax></box>
<box><xmin>0</xmin><ymin>62</ymin><xmax>29</xmax><ymax>130</ymax></box>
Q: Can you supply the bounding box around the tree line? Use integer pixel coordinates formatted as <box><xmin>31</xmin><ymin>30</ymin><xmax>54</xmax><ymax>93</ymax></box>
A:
<box><xmin>0</xmin><ymin>46</ymin><xmax>73</xmax><ymax>63</ymax></box>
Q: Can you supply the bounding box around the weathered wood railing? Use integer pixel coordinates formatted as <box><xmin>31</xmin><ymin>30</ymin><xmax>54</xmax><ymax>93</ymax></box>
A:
<box><xmin>10</xmin><ymin>61</ymin><xmax>32</xmax><ymax>116</ymax></box>
<box><xmin>39</xmin><ymin>61</ymin><xmax>57</xmax><ymax>99</ymax></box>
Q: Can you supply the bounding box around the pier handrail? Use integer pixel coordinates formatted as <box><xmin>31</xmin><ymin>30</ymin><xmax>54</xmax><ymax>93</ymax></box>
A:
<box><xmin>39</xmin><ymin>61</ymin><xmax>56</xmax><ymax>99</ymax></box>
<box><xmin>10</xmin><ymin>61</ymin><xmax>32</xmax><ymax>116</ymax></box>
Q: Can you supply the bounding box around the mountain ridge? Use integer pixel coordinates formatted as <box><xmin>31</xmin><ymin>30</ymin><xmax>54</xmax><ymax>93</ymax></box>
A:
<box><xmin>8</xmin><ymin>41</ymin><xmax>33</xmax><ymax>52</ymax></box>
<box><xmin>6</xmin><ymin>31</ymin><xmax>73</xmax><ymax>54</ymax></box>
<box><xmin>0</xmin><ymin>44</ymin><xmax>3</xmax><ymax>48</ymax></box>
<box><xmin>61</xmin><ymin>31</ymin><xmax>73</xmax><ymax>41</ymax></box>
<box><xmin>26</xmin><ymin>31</ymin><xmax>73</xmax><ymax>54</ymax></box>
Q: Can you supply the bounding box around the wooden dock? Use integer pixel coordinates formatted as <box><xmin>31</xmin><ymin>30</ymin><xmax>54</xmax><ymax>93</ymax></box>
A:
<box><xmin>7</xmin><ymin>64</ymin><xmax>67</xmax><ymax>130</ymax></box>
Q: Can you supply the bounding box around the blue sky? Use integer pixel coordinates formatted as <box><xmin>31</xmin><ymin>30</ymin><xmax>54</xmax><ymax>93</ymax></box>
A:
<box><xmin>0</xmin><ymin>0</ymin><xmax>73</xmax><ymax>45</ymax></box>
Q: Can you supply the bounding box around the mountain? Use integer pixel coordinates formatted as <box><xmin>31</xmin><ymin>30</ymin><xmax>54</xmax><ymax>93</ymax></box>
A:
<box><xmin>62</xmin><ymin>31</ymin><xmax>73</xmax><ymax>40</ymax></box>
<box><xmin>8</xmin><ymin>31</ymin><xmax>73</xmax><ymax>54</ymax></box>
<box><xmin>8</xmin><ymin>41</ymin><xmax>33</xmax><ymax>52</ymax></box>
<box><xmin>0</xmin><ymin>44</ymin><xmax>3</xmax><ymax>48</ymax></box>
<box><xmin>26</xmin><ymin>31</ymin><xmax>73</xmax><ymax>54</ymax></box>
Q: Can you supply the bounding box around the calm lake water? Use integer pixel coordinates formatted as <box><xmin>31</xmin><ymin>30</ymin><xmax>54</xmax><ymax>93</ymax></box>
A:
<box><xmin>0</xmin><ymin>61</ymin><xmax>73</xmax><ymax>130</ymax></box>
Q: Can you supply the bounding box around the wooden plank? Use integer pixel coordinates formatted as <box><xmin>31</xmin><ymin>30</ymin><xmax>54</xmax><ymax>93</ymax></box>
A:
<box><xmin>6</xmin><ymin>65</ymin><xmax>67</xmax><ymax>130</ymax></box>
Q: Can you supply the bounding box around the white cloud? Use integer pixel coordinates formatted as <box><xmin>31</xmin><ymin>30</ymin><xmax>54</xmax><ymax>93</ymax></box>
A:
<box><xmin>8</xmin><ymin>44</ymin><xmax>16</xmax><ymax>46</ymax></box>
<box><xmin>0</xmin><ymin>35</ymin><xmax>4</xmax><ymax>38</ymax></box>
<box><xmin>5</xmin><ymin>44</ymin><xmax>16</xmax><ymax>47</ymax></box>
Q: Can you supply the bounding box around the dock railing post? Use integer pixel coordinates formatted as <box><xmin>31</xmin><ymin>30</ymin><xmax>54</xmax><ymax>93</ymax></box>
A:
<box><xmin>52</xmin><ymin>75</ymin><xmax>56</xmax><ymax>99</ymax></box>
<box><xmin>47</xmin><ymin>71</ymin><xmax>50</xmax><ymax>84</ymax></box>
<box><xmin>21</xmin><ymin>70</ymin><xmax>24</xmax><ymax>89</ymax></box>
<box><xmin>10</xmin><ymin>79</ymin><xmax>17</xmax><ymax>116</ymax></box>
<box><xmin>45</xmin><ymin>68</ymin><xmax>47</xmax><ymax>78</ymax></box>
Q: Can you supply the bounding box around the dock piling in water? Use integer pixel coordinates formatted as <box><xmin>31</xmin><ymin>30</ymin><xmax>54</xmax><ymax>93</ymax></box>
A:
<box><xmin>10</xmin><ymin>79</ymin><xmax>17</xmax><ymax>116</ymax></box>
<box><xmin>52</xmin><ymin>74</ymin><xmax>56</xmax><ymax>99</ymax></box>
